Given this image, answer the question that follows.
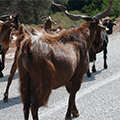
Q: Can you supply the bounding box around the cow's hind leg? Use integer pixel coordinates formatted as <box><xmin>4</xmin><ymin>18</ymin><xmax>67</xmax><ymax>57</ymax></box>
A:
<box><xmin>30</xmin><ymin>94</ymin><xmax>39</xmax><ymax>120</ymax></box>
<box><xmin>103</xmin><ymin>46</ymin><xmax>108</xmax><ymax>69</ymax></box>
<box><xmin>92</xmin><ymin>60</ymin><xmax>96</xmax><ymax>72</ymax></box>
<box><xmin>23</xmin><ymin>94</ymin><xmax>31</xmax><ymax>120</ymax></box>
<box><xmin>19</xmin><ymin>66</ymin><xmax>31</xmax><ymax>120</ymax></box>
<box><xmin>31</xmin><ymin>104</ymin><xmax>39</xmax><ymax>120</ymax></box>
<box><xmin>0</xmin><ymin>51</ymin><xmax>6</xmax><ymax>78</ymax></box>
<box><xmin>21</xmin><ymin>79</ymin><xmax>31</xmax><ymax>120</ymax></box>
<box><xmin>65</xmin><ymin>77</ymin><xmax>82</xmax><ymax>120</ymax></box>
<box><xmin>92</xmin><ymin>53</ymin><xmax>96</xmax><ymax>73</ymax></box>
<box><xmin>3</xmin><ymin>50</ymin><xmax>18</xmax><ymax>102</ymax></box>
<box><xmin>0</xmin><ymin>71</ymin><xmax>3</xmax><ymax>77</ymax></box>
<box><xmin>87</xmin><ymin>64</ymin><xmax>91</xmax><ymax>77</ymax></box>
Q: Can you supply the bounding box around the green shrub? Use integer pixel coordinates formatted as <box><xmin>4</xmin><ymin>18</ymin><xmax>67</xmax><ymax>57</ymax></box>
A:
<box><xmin>51</xmin><ymin>11</ymin><xmax>85</xmax><ymax>29</ymax></box>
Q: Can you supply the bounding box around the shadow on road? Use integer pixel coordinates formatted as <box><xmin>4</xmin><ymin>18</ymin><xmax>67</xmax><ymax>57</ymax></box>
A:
<box><xmin>83</xmin><ymin>68</ymin><xmax>104</xmax><ymax>82</ymax></box>
<box><xmin>0</xmin><ymin>67</ymin><xmax>105</xmax><ymax>110</ymax></box>
<box><xmin>0</xmin><ymin>72</ymin><xmax>19</xmax><ymax>83</ymax></box>
<box><xmin>0</xmin><ymin>96</ymin><xmax>21</xmax><ymax>109</ymax></box>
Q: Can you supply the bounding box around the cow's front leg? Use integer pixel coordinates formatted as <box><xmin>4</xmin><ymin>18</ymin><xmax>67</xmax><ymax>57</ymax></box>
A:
<box><xmin>0</xmin><ymin>59</ymin><xmax>3</xmax><ymax>77</ymax></box>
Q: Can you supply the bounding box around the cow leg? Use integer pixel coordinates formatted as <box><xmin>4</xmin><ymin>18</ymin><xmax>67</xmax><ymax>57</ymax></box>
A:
<box><xmin>0</xmin><ymin>71</ymin><xmax>3</xmax><ymax>77</ymax></box>
<box><xmin>3</xmin><ymin>60</ymin><xmax>17</xmax><ymax>102</ymax></box>
<box><xmin>87</xmin><ymin>69</ymin><xmax>91</xmax><ymax>77</ymax></box>
<box><xmin>22</xmin><ymin>83</ymin><xmax>31</xmax><ymax>120</ymax></box>
<box><xmin>21</xmin><ymin>78</ymin><xmax>31</xmax><ymax>120</ymax></box>
<box><xmin>92</xmin><ymin>52</ymin><xmax>96</xmax><ymax>72</ymax></box>
<box><xmin>92</xmin><ymin>60</ymin><xmax>96</xmax><ymax>72</ymax></box>
<box><xmin>23</xmin><ymin>94</ymin><xmax>30</xmax><ymax>120</ymax></box>
<box><xmin>65</xmin><ymin>82</ymin><xmax>79</xmax><ymax>118</ymax></box>
<box><xmin>1</xmin><ymin>52</ymin><xmax>5</xmax><ymax>70</ymax></box>
<box><xmin>3</xmin><ymin>50</ymin><xmax>18</xmax><ymax>102</ymax></box>
<box><xmin>31</xmin><ymin>94</ymin><xmax>39</xmax><ymax>120</ymax></box>
<box><xmin>65</xmin><ymin>77</ymin><xmax>81</xmax><ymax>120</ymax></box>
<box><xmin>18</xmin><ymin>64</ymin><xmax>31</xmax><ymax>120</ymax></box>
<box><xmin>87</xmin><ymin>64</ymin><xmax>91</xmax><ymax>77</ymax></box>
<box><xmin>103</xmin><ymin>46</ymin><xmax>108</xmax><ymax>69</ymax></box>
<box><xmin>0</xmin><ymin>44</ymin><xmax>3</xmax><ymax>77</ymax></box>
<box><xmin>0</xmin><ymin>60</ymin><xmax>3</xmax><ymax>78</ymax></box>
<box><xmin>31</xmin><ymin>106</ymin><xmax>39</xmax><ymax>120</ymax></box>
<box><xmin>0</xmin><ymin>51</ymin><xmax>6</xmax><ymax>77</ymax></box>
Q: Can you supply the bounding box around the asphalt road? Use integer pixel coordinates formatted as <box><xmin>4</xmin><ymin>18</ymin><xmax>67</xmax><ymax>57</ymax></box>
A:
<box><xmin>0</xmin><ymin>31</ymin><xmax>120</xmax><ymax>120</ymax></box>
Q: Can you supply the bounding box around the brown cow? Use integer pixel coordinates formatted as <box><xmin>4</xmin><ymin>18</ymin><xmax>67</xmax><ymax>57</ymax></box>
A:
<box><xmin>3</xmin><ymin>23</ymin><xmax>44</xmax><ymax>102</ymax></box>
<box><xmin>3</xmin><ymin>16</ymin><xmax>63</xmax><ymax>102</ymax></box>
<box><xmin>39</xmin><ymin>16</ymin><xmax>57</xmax><ymax>31</ymax></box>
<box><xmin>0</xmin><ymin>14</ymin><xmax>19</xmax><ymax>77</ymax></box>
<box><xmin>16</xmin><ymin>1</ymin><xmax>114</xmax><ymax>120</ymax></box>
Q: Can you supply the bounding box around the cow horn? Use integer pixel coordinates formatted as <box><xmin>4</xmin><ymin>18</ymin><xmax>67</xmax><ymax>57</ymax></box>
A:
<box><xmin>39</xmin><ymin>16</ymin><xmax>48</xmax><ymax>22</ymax></box>
<box><xmin>48</xmin><ymin>16</ymin><xmax>57</xmax><ymax>24</ymax></box>
<box><xmin>0</xmin><ymin>14</ymin><xmax>12</xmax><ymax>20</ymax></box>
<box><xmin>93</xmin><ymin>0</ymin><xmax>114</xmax><ymax>19</ymax></box>
<box><xmin>4</xmin><ymin>15</ymin><xmax>15</xmax><ymax>26</ymax></box>
<box><xmin>52</xmin><ymin>0</ymin><xmax>114</xmax><ymax>21</ymax></box>
<box><xmin>0</xmin><ymin>20</ymin><xmax>5</xmax><ymax>23</ymax></box>
<box><xmin>52</xmin><ymin>2</ymin><xmax>94</xmax><ymax>21</ymax></box>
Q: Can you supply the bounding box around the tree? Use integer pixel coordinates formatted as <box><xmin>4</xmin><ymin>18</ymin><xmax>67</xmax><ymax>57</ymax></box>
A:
<box><xmin>67</xmin><ymin>0</ymin><xmax>92</xmax><ymax>10</ymax></box>
<box><xmin>0</xmin><ymin>0</ymin><xmax>54</xmax><ymax>24</ymax></box>
<box><xmin>110</xmin><ymin>0</ymin><xmax>120</xmax><ymax>17</ymax></box>
<box><xmin>0</xmin><ymin>0</ymin><xmax>13</xmax><ymax>15</ymax></box>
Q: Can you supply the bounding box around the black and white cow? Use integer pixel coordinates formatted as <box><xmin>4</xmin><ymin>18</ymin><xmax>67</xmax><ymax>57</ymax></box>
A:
<box><xmin>87</xmin><ymin>17</ymin><xmax>116</xmax><ymax>77</ymax></box>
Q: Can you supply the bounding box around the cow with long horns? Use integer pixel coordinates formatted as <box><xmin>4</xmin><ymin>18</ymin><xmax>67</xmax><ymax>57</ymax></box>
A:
<box><xmin>14</xmin><ymin>0</ymin><xmax>114</xmax><ymax>120</ymax></box>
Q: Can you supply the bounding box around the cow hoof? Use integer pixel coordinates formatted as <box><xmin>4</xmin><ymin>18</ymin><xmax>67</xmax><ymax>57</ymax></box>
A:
<box><xmin>104</xmin><ymin>65</ymin><xmax>108</xmax><ymax>69</ymax></box>
<box><xmin>72</xmin><ymin>111</ymin><xmax>80</xmax><ymax>117</ymax></box>
<box><xmin>3</xmin><ymin>95</ymin><xmax>8</xmax><ymax>102</ymax></box>
<box><xmin>92</xmin><ymin>66</ymin><xmax>96</xmax><ymax>72</ymax></box>
<box><xmin>87</xmin><ymin>72</ymin><xmax>91</xmax><ymax>77</ymax></box>
<box><xmin>0</xmin><ymin>72</ymin><xmax>3</xmax><ymax>78</ymax></box>
<box><xmin>65</xmin><ymin>117</ymin><xmax>72</xmax><ymax>120</ymax></box>
<box><xmin>92</xmin><ymin>68</ymin><xmax>96</xmax><ymax>72</ymax></box>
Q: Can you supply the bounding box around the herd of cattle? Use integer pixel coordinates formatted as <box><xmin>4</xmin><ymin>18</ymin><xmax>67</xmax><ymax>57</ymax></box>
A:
<box><xmin>0</xmin><ymin>0</ymin><xmax>118</xmax><ymax>120</ymax></box>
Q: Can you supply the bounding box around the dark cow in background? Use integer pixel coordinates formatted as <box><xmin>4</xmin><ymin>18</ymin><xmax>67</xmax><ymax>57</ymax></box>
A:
<box><xmin>87</xmin><ymin>16</ymin><xmax>117</xmax><ymax>77</ymax></box>
<box><xmin>39</xmin><ymin>16</ymin><xmax>64</xmax><ymax>34</ymax></box>
<box><xmin>103</xmin><ymin>16</ymin><xmax>117</xmax><ymax>34</ymax></box>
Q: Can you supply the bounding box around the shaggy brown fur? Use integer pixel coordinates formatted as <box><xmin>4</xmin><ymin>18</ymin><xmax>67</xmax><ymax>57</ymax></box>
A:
<box><xmin>3</xmin><ymin>15</ymin><xmax>59</xmax><ymax>101</ymax></box>
<box><xmin>17</xmin><ymin>21</ymin><xmax>103</xmax><ymax>120</ymax></box>
<box><xmin>3</xmin><ymin>21</ymin><xmax>64</xmax><ymax>102</ymax></box>
<box><xmin>3</xmin><ymin>24</ymin><xmax>45</xmax><ymax>102</ymax></box>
